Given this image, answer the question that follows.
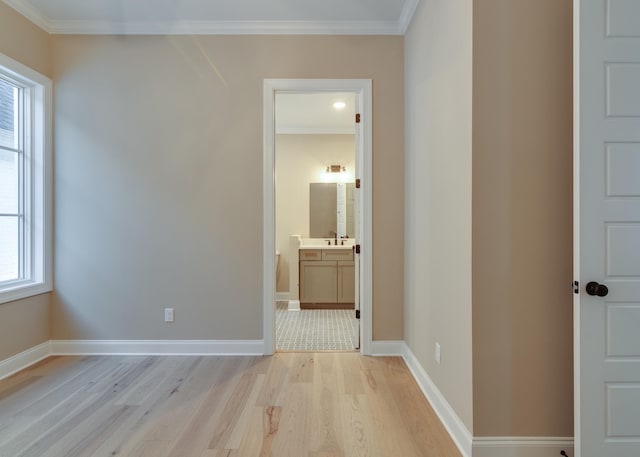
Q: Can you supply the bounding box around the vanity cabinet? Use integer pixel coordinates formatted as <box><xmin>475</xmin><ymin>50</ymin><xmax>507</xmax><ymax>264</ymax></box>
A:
<box><xmin>299</xmin><ymin>248</ymin><xmax>355</xmax><ymax>307</ymax></box>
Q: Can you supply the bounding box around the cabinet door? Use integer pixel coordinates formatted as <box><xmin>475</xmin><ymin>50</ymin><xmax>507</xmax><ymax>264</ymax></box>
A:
<box><xmin>300</xmin><ymin>260</ymin><xmax>338</xmax><ymax>303</ymax></box>
<box><xmin>337</xmin><ymin>261</ymin><xmax>355</xmax><ymax>304</ymax></box>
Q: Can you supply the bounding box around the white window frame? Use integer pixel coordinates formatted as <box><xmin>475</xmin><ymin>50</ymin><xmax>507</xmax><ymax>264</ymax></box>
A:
<box><xmin>0</xmin><ymin>53</ymin><xmax>52</xmax><ymax>304</ymax></box>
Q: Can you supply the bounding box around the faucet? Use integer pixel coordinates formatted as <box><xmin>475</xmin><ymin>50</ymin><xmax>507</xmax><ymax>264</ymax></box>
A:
<box><xmin>330</xmin><ymin>230</ymin><xmax>338</xmax><ymax>245</ymax></box>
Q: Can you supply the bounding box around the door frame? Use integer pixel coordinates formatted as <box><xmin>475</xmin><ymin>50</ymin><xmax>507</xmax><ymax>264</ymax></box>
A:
<box><xmin>262</xmin><ymin>78</ymin><xmax>373</xmax><ymax>355</ymax></box>
<box><xmin>573</xmin><ymin>0</ymin><xmax>582</xmax><ymax>453</ymax></box>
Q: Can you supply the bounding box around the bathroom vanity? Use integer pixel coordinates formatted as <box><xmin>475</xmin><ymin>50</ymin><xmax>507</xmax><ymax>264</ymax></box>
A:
<box><xmin>299</xmin><ymin>247</ymin><xmax>355</xmax><ymax>308</ymax></box>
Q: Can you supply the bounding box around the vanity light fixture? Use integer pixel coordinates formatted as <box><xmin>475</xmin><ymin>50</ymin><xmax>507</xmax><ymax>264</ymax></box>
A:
<box><xmin>333</xmin><ymin>101</ymin><xmax>346</xmax><ymax>110</ymax></box>
<box><xmin>326</xmin><ymin>165</ymin><xmax>346</xmax><ymax>173</ymax></box>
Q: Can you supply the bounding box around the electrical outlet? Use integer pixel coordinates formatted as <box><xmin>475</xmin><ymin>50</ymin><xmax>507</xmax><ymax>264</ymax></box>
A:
<box><xmin>435</xmin><ymin>342</ymin><xmax>441</xmax><ymax>364</ymax></box>
<box><xmin>164</xmin><ymin>308</ymin><xmax>174</xmax><ymax>322</ymax></box>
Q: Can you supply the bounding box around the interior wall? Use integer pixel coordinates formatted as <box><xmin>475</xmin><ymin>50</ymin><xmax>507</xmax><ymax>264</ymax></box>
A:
<box><xmin>404</xmin><ymin>0</ymin><xmax>474</xmax><ymax>431</ymax></box>
<box><xmin>472</xmin><ymin>0</ymin><xmax>574</xmax><ymax>437</ymax></box>
<box><xmin>0</xmin><ymin>2</ymin><xmax>51</xmax><ymax>77</ymax></box>
<box><xmin>50</xmin><ymin>35</ymin><xmax>404</xmax><ymax>341</ymax></box>
<box><xmin>275</xmin><ymin>134</ymin><xmax>355</xmax><ymax>293</ymax></box>
<box><xmin>0</xmin><ymin>2</ymin><xmax>52</xmax><ymax>361</ymax></box>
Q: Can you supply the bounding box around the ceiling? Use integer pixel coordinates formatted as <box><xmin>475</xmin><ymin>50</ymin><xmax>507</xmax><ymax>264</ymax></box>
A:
<box><xmin>276</xmin><ymin>93</ymin><xmax>356</xmax><ymax>134</ymax></box>
<box><xmin>2</xmin><ymin>0</ymin><xmax>419</xmax><ymax>35</ymax></box>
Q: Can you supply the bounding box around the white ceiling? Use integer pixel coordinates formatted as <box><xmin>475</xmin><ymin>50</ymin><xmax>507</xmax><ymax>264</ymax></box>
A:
<box><xmin>276</xmin><ymin>93</ymin><xmax>356</xmax><ymax>134</ymax></box>
<box><xmin>2</xmin><ymin>0</ymin><xmax>419</xmax><ymax>35</ymax></box>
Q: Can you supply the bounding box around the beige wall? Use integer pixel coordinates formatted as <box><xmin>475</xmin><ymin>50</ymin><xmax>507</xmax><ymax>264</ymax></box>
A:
<box><xmin>50</xmin><ymin>35</ymin><xmax>404</xmax><ymax>341</ymax></box>
<box><xmin>0</xmin><ymin>2</ymin><xmax>51</xmax><ymax>77</ymax></box>
<box><xmin>404</xmin><ymin>0</ymin><xmax>474</xmax><ymax>431</ymax></box>
<box><xmin>0</xmin><ymin>295</ymin><xmax>50</xmax><ymax>360</ymax></box>
<box><xmin>0</xmin><ymin>2</ymin><xmax>52</xmax><ymax>360</ymax></box>
<box><xmin>275</xmin><ymin>134</ymin><xmax>355</xmax><ymax>293</ymax></box>
<box><xmin>472</xmin><ymin>0</ymin><xmax>574</xmax><ymax>437</ymax></box>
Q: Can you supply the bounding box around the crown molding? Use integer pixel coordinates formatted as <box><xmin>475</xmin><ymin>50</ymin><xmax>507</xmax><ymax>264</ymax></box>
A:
<box><xmin>3</xmin><ymin>0</ymin><xmax>420</xmax><ymax>35</ymax></box>
<box><xmin>398</xmin><ymin>0</ymin><xmax>420</xmax><ymax>34</ymax></box>
<box><xmin>2</xmin><ymin>0</ymin><xmax>52</xmax><ymax>32</ymax></box>
<box><xmin>47</xmin><ymin>19</ymin><xmax>403</xmax><ymax>35</ymax></box>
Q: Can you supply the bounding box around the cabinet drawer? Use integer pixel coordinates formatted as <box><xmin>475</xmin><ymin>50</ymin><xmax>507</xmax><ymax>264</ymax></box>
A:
<box><xmin>322</xmin><ymin>249</ymin><xmax>353</xmax><ymax>261</ymax></box>
<box><xmin>299</xmin><ymin>249</ymin><xmax>322</xmax><ymax>261</ymax></box>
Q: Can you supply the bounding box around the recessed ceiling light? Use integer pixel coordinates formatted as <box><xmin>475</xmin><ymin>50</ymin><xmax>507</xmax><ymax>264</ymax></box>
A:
<box><xmin>333</xmin><ymin>101</ymin><xmax>346</xmax><ymax>110</ymax></box>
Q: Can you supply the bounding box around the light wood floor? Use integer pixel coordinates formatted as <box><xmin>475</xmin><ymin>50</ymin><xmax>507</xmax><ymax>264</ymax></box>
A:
<box><xmin>0</xmin><ymin>353</ymin><xmax>461</xmax><ymax>457</ymax></box>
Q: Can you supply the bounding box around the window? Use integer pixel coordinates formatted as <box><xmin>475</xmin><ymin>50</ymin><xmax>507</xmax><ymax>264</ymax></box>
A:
<box><xmin>0</xmin><ymin>53</ymin><xmax>52</xmax><ymax>304</ymax></box>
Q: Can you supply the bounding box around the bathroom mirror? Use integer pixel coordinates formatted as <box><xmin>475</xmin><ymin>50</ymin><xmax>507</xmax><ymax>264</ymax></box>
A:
<box><xmin>309</xmin><ymin>182</ymin><xmax>355</xmax><ymax>238</ymax></box>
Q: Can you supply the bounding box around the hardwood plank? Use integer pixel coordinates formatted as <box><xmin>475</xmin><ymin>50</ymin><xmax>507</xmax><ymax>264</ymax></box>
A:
<box><xmin>207</xmin><ymin>372</ymin><xmax>258</xmax><ymax>449</ymax></box>
<box><xmin>288</xmin><ymin>353</ymin><xmax>315</xmax><ymax>383</ymax></box>
<box><xmin>255</xmin><ymin>354</ymin><xmax>289</xmax><ymax>407</ymax></box>
<box><xmin>338</xmin><ymin>394</ymin><xmax>380</xmax><ymax>457</ymax></box>
<box><xmin>270</xmin><ymin>382</ymin><xmax>314</xmax><ymax>457</ymax></box>
<box><xmin>338</xmin><ymin>353</ymin><xmax>365</xmax><ymax>396</ymax></box>
<box><xmin>309</xmin><ymin>354</ymin><xmax>344</xmax><ymax>456</ymax></box>
<box><xmin>260</xmin><ymin>405</ymin><xmax>282</xmax><ymax>456</ymax></box>
<box><xmin>224</xmin><ymin>374</ymin><xmax>265</xmax><ymax>449</ymax></box>
<box><xmin>359</xmin><ymin>363</ymin><xmax>425</xmax><ymax>457</ymax></box>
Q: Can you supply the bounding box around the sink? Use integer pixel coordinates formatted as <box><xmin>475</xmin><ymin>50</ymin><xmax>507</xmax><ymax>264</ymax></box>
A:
<box><xmin>300</xmin><ymin>238</ymin><xmax>355</xmax><ymax>249</ymax></box>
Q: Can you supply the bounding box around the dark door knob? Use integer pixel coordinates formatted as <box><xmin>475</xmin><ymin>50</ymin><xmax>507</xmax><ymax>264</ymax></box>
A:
<box><xmin>586</xmin><ymin>281</ymin><xmax>609</xmax><ymax>297</ymax></box>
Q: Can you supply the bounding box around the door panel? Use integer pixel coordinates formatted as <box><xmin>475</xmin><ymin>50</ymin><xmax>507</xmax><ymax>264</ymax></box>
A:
<box><xmin>577</xmin><ymin>0</ymin><xmax>640</xmax><ymax>455</ymax></box>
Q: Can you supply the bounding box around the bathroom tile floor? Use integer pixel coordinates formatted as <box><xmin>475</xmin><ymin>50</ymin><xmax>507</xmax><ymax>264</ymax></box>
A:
<box><xmin>275</xmin><ymin>301</ymin><xmax>356</xmax><ymax>351</ymax></box>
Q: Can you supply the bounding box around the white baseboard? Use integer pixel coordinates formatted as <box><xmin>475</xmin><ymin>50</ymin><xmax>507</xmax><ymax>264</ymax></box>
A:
<box><xmin>275</xmin><ymin>292</ymin><xmax>289</xmax><ymax>302</ymax></box>
<box><xmin>0</xmin><ymin>342</ymin><xmax>51</xmax><ymax>380</ymax></box>
<box><xmin>370</xmin><ymin>340</ymin><xmax>404</xmax><ymax>356</ymax></box>
<box><xmin>50</xmin><ymin>340</ymin><xmax>265</xmax><ymax>356</ymax></box>
<box><xmin>402</xmin><ymin>343</ymin><xmax>473</xmax><ymax>457</ymax></box>
<box><xmin>287</xmin><ymin>299</ymin><xmax>300</xmax><ymax>311</ymax></box>
<box><xmin>472</xmin><ymin>437</ymin><xmax>574</xmax><ymax>457</ymax></box>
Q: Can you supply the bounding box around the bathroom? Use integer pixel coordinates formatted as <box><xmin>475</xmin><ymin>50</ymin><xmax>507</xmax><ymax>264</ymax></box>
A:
<box><xmin>274</xmin><ymin>92</ymin><xmax>358</xmax><ymax>351</ymax></box>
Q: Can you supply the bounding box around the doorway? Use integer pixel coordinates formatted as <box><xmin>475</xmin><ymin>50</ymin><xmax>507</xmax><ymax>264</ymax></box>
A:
<box><xmin>263</xmin><ymin>79</ymin><xmax>373</xmax><ymax>355</ymax></box>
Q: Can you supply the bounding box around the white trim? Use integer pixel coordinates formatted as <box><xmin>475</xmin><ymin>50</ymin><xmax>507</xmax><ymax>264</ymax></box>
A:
<box><xmin>276</xmin><ymin>127</ymin><xmax>355</xmax><ymax>135</ymax></box>
<box><xmin>0</xmin><ymin>341</ymin><xmax>50</xmax><ymax>380</ymax></box>
<box><xmin>50</xmin><ymin>340</ymin><xmax>265</xmax><ymax>356</ymax></box>
<box><xmin>398</xmin><ymin>0</ymin><xmax>420</xmax><ymax>34</ymax></box>
<box><xmin>572</xmin><ymin>1</ymin><xmax>581</xmax><ymax>456</ymax></box>
<box><xmin>263</xmin><ymin>81</ymin><xmax>277</xmax><ymax>355</ymax></box>
<box><xmin>0</xmin><ymin>52</ymin><xmax>53</xmax><ymax>305</ymax></box>
<box><xmin>263</xmin><ymin>79</ymin><xmax>373</xmax><ymax>357</ymax></box>
<box><xmin>401</xmin><ymin>343</ymin><xmax>473</xmax><ymax>457</ymax></box>
<box><xmin>46</xmin><ymin>20</ymin><xmax>405</xmax><ymax>36</ymax></box>
<box><xmin>472</xmin><ymin>437</ymin><xmax>574</xmax><ymax>457</ymax></box>
<box><xmin>370</xmin><ymin>340</ymin><xmax>404</xmax><ymax>356</ymax></box>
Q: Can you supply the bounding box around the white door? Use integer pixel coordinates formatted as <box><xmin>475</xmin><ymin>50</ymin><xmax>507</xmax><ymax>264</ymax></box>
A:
<box><xmin>575</xmin><ymin>1</ymin><xmax>640</xmax><ymax>455</ymax></box>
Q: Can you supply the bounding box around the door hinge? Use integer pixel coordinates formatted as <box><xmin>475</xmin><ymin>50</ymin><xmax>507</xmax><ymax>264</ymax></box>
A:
<box><xmin>573</xmin><ymin>281</ymin><xmax>579</xmax><ymax>294</ymax></box>
<box><xmin>355</xmin><ymin>310</ymin><xmax>360</xmax><ymax>319</ymax></box>
<box><xmin>355</xmin><ymin>178</ymin><xmax>361</xmax><ymax>189</ymax></box>
<box><xmin>355</xmin><ymin>113</ymin><xmax>361</xmax><ymax>124</ymax></box>
<box><xmin>355</xmin><ymin>244</ymin><xmax>361</xmax><ymax>254</ymax></box>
